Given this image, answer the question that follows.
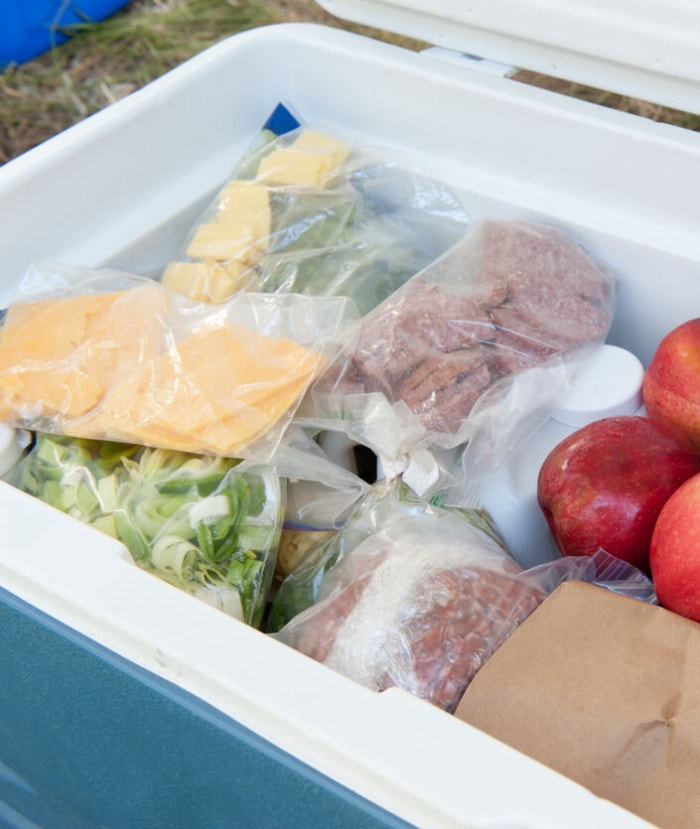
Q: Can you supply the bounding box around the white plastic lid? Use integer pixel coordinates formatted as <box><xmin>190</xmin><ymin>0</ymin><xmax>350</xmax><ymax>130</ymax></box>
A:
<box><xmin>552</xmin><ymin>344</ymin><xmax>645</xmax><ymax>428</ymax></box>
<box><xmin>317</xmin><ymin>0</ymin><xmax>700</xmax><ymax>115</ymax></box>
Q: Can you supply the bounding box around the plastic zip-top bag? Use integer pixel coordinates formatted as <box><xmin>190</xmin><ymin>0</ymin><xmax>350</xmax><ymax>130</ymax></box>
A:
<box><xmin>9</xmin><ymin>433</ymin><xmax>284</xmax><ymax>627</ymax></box>
<box><xmin>159</xmin><ymin>124</ymin><xmax>470</xmax><ymax>313</ymax></box>
<box><xmin>300</xmin><ymin>218</ymin><xmax>615</xmax><ymax>495</ymax></box>
<box><xmin>0</xmin><ymin>264</ymin><xmax>355</xmax><ymax>461</ymax></box>
<box><xmin>271</xmin><ymin>479</ymin><xmax>655</xmax><ymax>712</ymax></box>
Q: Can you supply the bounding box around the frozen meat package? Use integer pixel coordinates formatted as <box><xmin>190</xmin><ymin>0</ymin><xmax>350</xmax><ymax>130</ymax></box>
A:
<box><xmin>300</xmin><ymin>217</ymin><xmax>616</xmax><ymax>494</ymax></box>
<box><xmin>271</xmin><ymin>479</ymin><xmax>654</xmax><ymax>713</ymax></box>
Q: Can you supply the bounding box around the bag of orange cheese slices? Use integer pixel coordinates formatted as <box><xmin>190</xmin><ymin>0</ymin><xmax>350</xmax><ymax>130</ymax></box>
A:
<box><xmin>0</xmin><ymin>264</ymin><xmax>355</xmax><ymax>461</ymax></box>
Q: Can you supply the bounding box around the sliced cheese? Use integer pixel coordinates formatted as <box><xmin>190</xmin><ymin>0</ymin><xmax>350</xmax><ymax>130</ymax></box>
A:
<box><xmin>91</xmin><ymin>324</ymin><xmax>327</xmax><ymax>455</ymax></box>
<box><xmin>0</xmin><ymin>283</ymin><xmax>327</xmax><ymax>455</ymax></box>
<box><xmin>202</xmin><ymin>260</ymin><xmax>249</xmax><ymax>303</ymax></box>
<box><xmin>290</xmin><ymin>130</ymin><xmax>351</xmax><ymax>167</ymax></box>
<box><xmin>161</xmin><ymin>260</ymin><xmax>249</xmax><ymax>303</ymax></box>
<box><xmin>256</xmin><ymin>130</ymin><xmax>351</xmax><ymax>188</ymax></box>
<box><xmin>0</xmin><ymin>285</ymin><xmax>166</xmax><ymax>422</ymax></box>
<box><xmin>162</xmin><ymin>260</ymin><xmax>209</xmax><ymax>299</ymax></box>
<box><xmin>186</xmin><ymin>222</ymin><xmax>258</xmax><ymax>263</ymax></box>
<box><xmin>216</xmin><ymin>180</ymin><xmax>271</xmax><ymax>245</ymax></box>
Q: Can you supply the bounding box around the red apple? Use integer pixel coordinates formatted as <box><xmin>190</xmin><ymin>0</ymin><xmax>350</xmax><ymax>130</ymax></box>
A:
<box><xmin>537</xmin><ymin>415</ymin><xmax>700</xmax><ymax>573</ymax></box>
<box><xmin>643</xmin><ymin>318</ymin><xmax>700</xmax><ymax>452</ymax></box>
<box><xmin>650</xmin><ymin>472</ymin><xmax>700</xmax><ymax>622</ymax></box>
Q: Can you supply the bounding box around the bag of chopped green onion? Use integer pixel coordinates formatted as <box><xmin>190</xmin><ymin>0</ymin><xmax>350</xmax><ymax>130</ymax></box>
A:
<box><xmin>13</xmin><ymin>433</ymin><xmax>284</xmax><ymax>627</ymax></box>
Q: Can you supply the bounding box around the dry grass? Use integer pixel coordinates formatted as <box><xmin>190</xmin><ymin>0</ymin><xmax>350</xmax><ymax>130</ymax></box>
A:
<box><xmin>514</xmin><ymin>70</ymin><xmax>700</xmax><ymax>132</ymax></box>
<box><xmin>1</xmin><ymin>0</ymin><xmax>698</xmax><ymax>165</ymax></box>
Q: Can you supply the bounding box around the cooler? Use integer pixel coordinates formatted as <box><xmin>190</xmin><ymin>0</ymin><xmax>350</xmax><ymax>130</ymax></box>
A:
<box><xmin>1</xmin><ymin>1</ymin><xmax>699</xmax><ymax>826</ymax></box>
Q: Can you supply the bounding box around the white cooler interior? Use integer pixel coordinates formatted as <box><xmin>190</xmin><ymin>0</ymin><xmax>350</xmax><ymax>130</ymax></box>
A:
<box><xmin>2</xmin><ymin>20</ymin><xmax>699</xmax><ymax>828</ymax></box>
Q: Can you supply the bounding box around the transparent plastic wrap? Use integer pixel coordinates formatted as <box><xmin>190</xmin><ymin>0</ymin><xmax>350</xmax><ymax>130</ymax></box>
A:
<box><xmin>260</xmin><ymin>425</ymin><xmax>370</xmax><ymax>580</ymax></box>
<box><xmin>299</xmin><ymin>218</ymin><xmax>616</xmax><ymax>496</ymax></box>
<box><xmin>9</xmin><ymin>433</ymin><xmax>284</xmax><ymax>627</ymax></box>
<box><xmin>159</xmin><ymin>124</ymin><xmax>470</xmax><ymax>312</ymax></box>
<box><xmin>271</xmin><ymin>481</ymin><xmax>655</xmax><ymax>712</ymax></box>
<box><xmin>0</xmin><ymin>264</ymin><xmax>355</xmax><ymax>461</ymax></box>
<box><xmin>267</xmin><ymin>477</ymin><xmax>510</xmax><ymax>634</ymax></box>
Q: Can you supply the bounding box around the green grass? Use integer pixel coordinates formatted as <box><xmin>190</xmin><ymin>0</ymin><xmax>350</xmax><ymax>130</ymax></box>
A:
<box><xmin>0</xmin><ymin>0</ymin><xmax>427</xmax><ymax>163</ymax></box>
<box><xmin>0</xmin><ymin>0</ymin><xmax>285</xmax><ymax>162</ymax></box>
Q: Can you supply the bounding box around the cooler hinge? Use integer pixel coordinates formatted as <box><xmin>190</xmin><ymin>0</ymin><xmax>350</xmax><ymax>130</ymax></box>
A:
<box><xmin>420</xmin><ymin>46</ymin><xmax>516</xmax><ymax>78</ymax></box>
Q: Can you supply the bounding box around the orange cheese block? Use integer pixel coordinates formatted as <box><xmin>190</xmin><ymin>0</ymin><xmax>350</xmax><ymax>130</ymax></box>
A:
<box><xmin>0</xmin><ymin>284</ymin><xmax>167</xmax><ymax>422</ymax></box>
<box><xmin>80</xmin><ymin>323</ymin><xmax>328</xmax><ymax>455</ymax></box>
<box><xmin>0</xmin><ymin>283</ymin><xmax>326</xmax><ymax>455</ymax></box>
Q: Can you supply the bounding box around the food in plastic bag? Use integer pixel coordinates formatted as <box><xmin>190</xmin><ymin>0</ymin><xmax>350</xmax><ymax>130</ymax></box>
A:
<box><xmin>302</xmin><ymin>219</ymin><xmax>615</xmax><ymax>468</ymax></box>
<box><xmin>271</xmin><ymin>481</ymin><xmax>654</xmax><ymax>712</ymax></box>
<box><xmin>267</xmin><ymin>478</ymin><xmax>509</xmax><ymax>634</ymax></box>
<box><xmin>273</xmin><ymin>510</ymin><xmax>538</xmax><ymax>712</ymax></box>
<box><xmin>160</xmin><ymin>125</ymin><xmax>470</xmax><ymax>313</ymax></box>
<box><xmin>264</xmin><ymin>426</ymin><xmax>368</xmax><ymax>581</ymax></box>
<box><xmin>0</xmin><ymin>266</ymin><xmax>353</xmax><ymax>459</ymax></box>
<box><xmin>275</xmin><ymin>526</ymin><xmax>337</xmax><ymax>581</ymax></box>
<box><xmin>12</xmin><ymin>433</ymin><xmax>283</xmax><ymax>627</ymax></box>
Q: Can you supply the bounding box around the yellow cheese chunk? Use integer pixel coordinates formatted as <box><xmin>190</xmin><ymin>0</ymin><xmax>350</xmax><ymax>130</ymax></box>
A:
<box><xmin>290</xmin><ymin>130</ymin><xmax>351</xmax><ymax>167</ymax></box>
<box><xmin>202</xmin><ymin>260</ymin><xmax>249</xmax><ymax>303</ymax></box>
<box><xmin>161</xmin><ymin>260</ymin><xmax>249</xmax><ymax>303</ymax></box>
<box><xmin>256</xmin><ymin>130</ymin><xmax>350</xmax><ymax>188</ymax></box>
<box><xmin>0</xmin><ymin>285</ymin><xmax>166</xmax><ymax>423</ymax></box>
<box><xmin>216</xmin><ymin>180</ymin><xmax>271</xmax><ymax>244</ymax></box>
<box><xmin>186</xmin><ymin>222</ymin><xmax>258</xmax><ymax>263</ymax></box>
<box><xmin>161</xmin><ymin>261</ymin><xmax>209</xmax><ymax>299</ymax></box>
<box><xmin>257</xmin><ymin>148</ymin><xmax>329</xmax><ymax>188</ymax></box>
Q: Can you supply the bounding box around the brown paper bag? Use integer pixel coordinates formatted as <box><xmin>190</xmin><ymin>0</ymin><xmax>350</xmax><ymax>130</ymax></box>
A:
<box><xmin>455</xmin><ymin>580</ymin><xmax>700</xmax><ymax>829</ymax></box>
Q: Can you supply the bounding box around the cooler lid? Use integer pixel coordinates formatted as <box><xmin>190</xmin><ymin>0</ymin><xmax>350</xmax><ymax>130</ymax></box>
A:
<box><xmin>317</xmin><ymin>0</ymin><xmax>700</xmax><ymax>116</ymax></box>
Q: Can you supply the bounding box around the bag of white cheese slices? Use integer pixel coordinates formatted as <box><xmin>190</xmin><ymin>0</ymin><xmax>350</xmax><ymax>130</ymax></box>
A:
<box><xmin>159</xmin><ymin>123</ymin><xmax>470</xmax><ymax>312</ymax></box>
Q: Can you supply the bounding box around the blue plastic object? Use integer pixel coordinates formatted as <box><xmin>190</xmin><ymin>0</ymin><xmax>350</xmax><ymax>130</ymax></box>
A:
<box><xmin>0</xmin><ymin>0</ymin><xmax>130</xmax><ymax>67</ymax></box>
<box><xmin>262</xmin><ymin>102</ymin><xmax>302</xmax><ymax>136</ymax></box>
<box><xmin>0</xmin><ymin>585</ymin><xmax>414</xmax><ymax>829</ymax></box>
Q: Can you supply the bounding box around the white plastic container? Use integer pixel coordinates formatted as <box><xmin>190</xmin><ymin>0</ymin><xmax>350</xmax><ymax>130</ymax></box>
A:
<box><xmin>1</xmin><ymin>1</ymin><xmax>700</xmax><ymax>826</ymax></box>
<box><xmin>478</xmin><ymin>344</ymin><xmax>646</xmax><ymax>569</ymax></box>
<box><xmin>0</xmin><ymin>424</ymin><xmax>31</xmax><ymax>479</ymax></box>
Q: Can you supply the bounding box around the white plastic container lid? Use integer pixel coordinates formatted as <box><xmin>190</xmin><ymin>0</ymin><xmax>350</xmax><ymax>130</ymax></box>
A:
<box><xmin>553</xmin><ymin>344</ymin><xmax>645</xmax><ymax>428</ymax></box>
<box><xmin>317</xmin><ymin>0</ymin><xmax>700</xmax><ymax>115</ymax></box>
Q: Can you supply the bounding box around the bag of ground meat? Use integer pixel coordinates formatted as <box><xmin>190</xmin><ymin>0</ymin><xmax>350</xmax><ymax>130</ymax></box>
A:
<box><xmin>271</xmin><ymin>479</ymin><xmax>616</xmax><ymax>713</ymax></box>
<box><xmin>298</xmin><ymin>218</ymin><xmax>615</xmax><ymax>496</ymax></box>
<box><xmin>267</xmin><ymin>477</ymin><xmax>500</xmax><ymax>632</ymax></box>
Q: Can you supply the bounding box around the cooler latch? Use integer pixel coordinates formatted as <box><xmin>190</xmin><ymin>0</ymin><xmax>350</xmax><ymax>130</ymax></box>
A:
<box><xmin>420</xmin><ymin>46</ymin><xmax>516</xmax><ymax>78</ymax></box>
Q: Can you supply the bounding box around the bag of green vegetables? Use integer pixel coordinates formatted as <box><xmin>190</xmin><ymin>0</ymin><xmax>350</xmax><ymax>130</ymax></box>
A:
<box><xmin>11</xmin><ymin>433</ymin><xmax>284</xmax><ymax>628</ymax></box>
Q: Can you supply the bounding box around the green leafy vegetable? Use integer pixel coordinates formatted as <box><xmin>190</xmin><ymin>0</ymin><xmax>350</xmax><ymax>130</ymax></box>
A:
<box><xmin>17</xmin><ymin>434</ymin><xmax>283</xmax><ymax>627</ymax></box>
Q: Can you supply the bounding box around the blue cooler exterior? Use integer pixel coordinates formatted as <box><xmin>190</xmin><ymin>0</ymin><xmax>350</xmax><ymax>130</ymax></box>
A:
<box><xmin>0</xmin><ymin>584</ymin><xmax>412</xmax><ymax>829</ymax></box>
